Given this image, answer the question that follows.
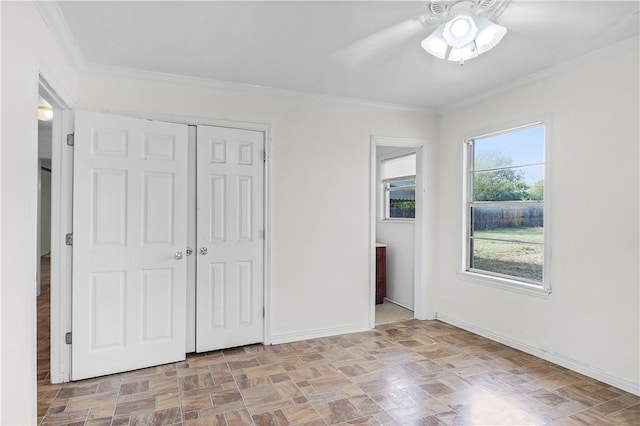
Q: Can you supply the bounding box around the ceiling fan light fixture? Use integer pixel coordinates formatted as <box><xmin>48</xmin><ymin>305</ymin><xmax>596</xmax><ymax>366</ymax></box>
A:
<box><xmin>420</xmin><ymin>24</ymin><xmax>448</xmax><ymax>59</ymax></box>
<box><xmin>421</xmin><ymin>13</ymin><xmax>507</xmax><ymax>64</ymax></box>
<box><xmin>443</xmin><ymin>15</ymin><xmax>477</xmax><ymax>47</ymax></box>
<box><xmin>474</xmin><ymin>16</ymin><xmax>507</xmax><ymax>54</ymax></box>
<box><xmin>448</xmin><ymin>42</ymin><xmax>478</xmax><ymax>63</ymax></box>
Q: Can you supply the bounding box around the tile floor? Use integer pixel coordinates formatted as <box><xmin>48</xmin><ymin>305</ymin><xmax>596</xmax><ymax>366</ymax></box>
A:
<box><xmin>37</xmin><ymin>258</ymin><xmax>640</xmax><ymax>425</ymax></box>
<box><xmin>375</xmin><ymin>300</ymin><xmax>413</xmax><ymax>325</ymax></box>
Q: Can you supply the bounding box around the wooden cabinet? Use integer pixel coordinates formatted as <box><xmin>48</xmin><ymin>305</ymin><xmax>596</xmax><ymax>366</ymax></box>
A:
<box><xmin>376</xmin><ymin>246</ymin><xmax>386</xmax><ymax>305</ymax></box>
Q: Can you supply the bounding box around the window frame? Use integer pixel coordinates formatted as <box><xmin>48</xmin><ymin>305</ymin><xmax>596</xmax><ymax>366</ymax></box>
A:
<box><xmin>382</xmin><ymin>175</ymin><xmax>416</xmax><ymax>221</ymax></box>
<box><xmin>379</xmin><ymin>153</ymin><xmax>417</xmax><ymax>222</ymax></box>
<box><xmin>460</xmin><ymin>121</ymin><xmax>551</xmax><ymax>297</ymax></box>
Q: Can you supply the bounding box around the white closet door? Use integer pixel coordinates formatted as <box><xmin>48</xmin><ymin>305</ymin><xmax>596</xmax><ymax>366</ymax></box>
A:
<box><xmin>72</xmin><ymin>111</ymin><xmax>188</xmax><ymax>380</ymax></box>
<box><xmin>196</xmin><ymin>125</ymin><xmax>264</xmax><ymax>352</ymax></box>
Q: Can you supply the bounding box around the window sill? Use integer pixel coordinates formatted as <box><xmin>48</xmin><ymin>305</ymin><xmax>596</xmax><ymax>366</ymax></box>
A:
<box><xmin>458</xmin><ymin>271</ymin><xmax>551</xmax><ymax>298</ymax></box>
<box><xmin>380</xmin><ymin>219</ymin><xmax>415</xmax><ymax>224</ymax></box>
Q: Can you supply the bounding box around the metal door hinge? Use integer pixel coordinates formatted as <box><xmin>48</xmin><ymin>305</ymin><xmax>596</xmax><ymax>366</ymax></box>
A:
<box><xmin>67</xmin><ymin>133</ymin><xmax>74</xmax><ymax>146</ymax></box>
<box><xmin>65</xmin><ymin>332</ymin><xmax>72</xmax><ymax>344</ymax></box>
<box><xmin>262</xmin><ymin>307</ymin><xmax>265</xmax><ymax>318</ymax></box>
<box><xmin>65</xmin><ymin>233</ymin><xmax>73</xmax><ymax>246</ymax></box>
<box><xmin>263</xmin><ymin>151</ymin><xmax>266</xmax><ymax>162</ymax></box>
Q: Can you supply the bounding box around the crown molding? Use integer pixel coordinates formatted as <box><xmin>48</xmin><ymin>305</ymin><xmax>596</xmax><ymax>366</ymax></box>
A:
<box><xmin>82</xmin><ymin>63</ymin><xmax>434</xmax><ymax>114</ymax></box>
<box><xmin>34</xmin><ymin>1</ymin><xmax>431</xmax><ymax>113</ymax></box>
<box><xmin>438</xmin><ymin>35</ymin><xmax>640</xmax><ymax>116</ymax></box>
<box><xmin>34</xmin><ymin>1</ymin><xmax>85</xmax><ymax>71</ymax></box>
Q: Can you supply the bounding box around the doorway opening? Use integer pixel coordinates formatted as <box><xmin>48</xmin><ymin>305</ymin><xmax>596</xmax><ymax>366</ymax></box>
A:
<box><xmin>370</xmin><ymin>137</ymin><xmax>429</xmax><ymax>328</ymax></box>
<box><xmin>37</xmin><ymin>75</ymin><xmax>75</xmax><ymax>385</ymax></box>
<box><xmin>375</xmin><ymin>147</ymin><xmax>416</xmax><ymax>325</ymax></box>
<box><xmin>37</xmin><ymin>95</ymin><xmax>53</xmax><ymax>384</ymax></box>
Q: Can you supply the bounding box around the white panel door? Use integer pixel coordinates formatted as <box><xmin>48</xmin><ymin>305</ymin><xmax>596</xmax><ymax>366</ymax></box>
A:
<box><xmin>196</xmin><ymin>126</ymin><xmax>264</xmax><ymax>352</ymax></box>
<box><xmin>72</xmin><ymin>111</ymin><xmax>188</xmax><ymax>380</ymax></box>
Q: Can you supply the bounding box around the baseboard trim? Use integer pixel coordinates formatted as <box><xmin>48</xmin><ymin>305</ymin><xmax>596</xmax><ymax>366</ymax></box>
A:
<box><xmin>268</xmin><ymin>314</ymin><xmax>638</xmax><ymax>396</ymax></box>
<box><xmin>270</xmin><ymin>323</ymin><xmax>371</xmax><ymax>345</ymax></box>
<box><xmin>436</xmin><ymin>313</ymin><xmax>640</xmax><ymax>396</ymax></box>
<box><xmin>420</xmin><ymin>312</ymin><xmax>438</xmax><ymax>321</ymax></box>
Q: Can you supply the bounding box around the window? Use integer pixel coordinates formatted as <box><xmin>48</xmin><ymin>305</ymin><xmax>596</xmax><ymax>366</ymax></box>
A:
<box><xmin>463</xmin><ymin>123</ymin><xmax>548</xmax><ymax>292</ymax></box>
<box><xmin>381</xmin><ymin>153</ymin><xmax>416</xmax><ymax>220</ymax></box>
<box><xmin>384</xmin><ymin>177</ymin><xmax>416</xmax><ymax>219</ymax></box>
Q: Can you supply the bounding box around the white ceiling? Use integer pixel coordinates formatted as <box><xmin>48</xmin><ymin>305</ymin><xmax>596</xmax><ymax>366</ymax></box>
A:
<box><xmin>54</xmin><ymin>1</ymin><xmax>639</xmax><ymax>110</ymax></box>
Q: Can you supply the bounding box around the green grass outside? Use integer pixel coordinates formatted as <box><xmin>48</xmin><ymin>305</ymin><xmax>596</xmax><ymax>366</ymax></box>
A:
<box><xmin>472</xmin><ymin>227</ymin><xmax>543</xmax><ymax>282</ymax></box>
<box><xmin>474</xmin><ymin>226</ymin><xmax>544</xmax><ymax>243</ymax></box>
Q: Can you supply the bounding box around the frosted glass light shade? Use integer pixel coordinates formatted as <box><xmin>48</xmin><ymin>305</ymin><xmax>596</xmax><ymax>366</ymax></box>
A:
<box><xmin>420</xmin><ymin>23</ymin><xmax>448</xmax><ymax>59</ymax></box>
<box><xmin>443</xmin><ymin>15</ymin><xmax>477</xmax><ymax>48</ymax></box>
<box><xmin>474</xmin><ymin>17</ymin><xmax>507</xmax><ymax>54</ymax></box>
<box><xmin>448</xmin><ymin>42</ymin><xmax>478</xmax><ymax>62</ymax></box>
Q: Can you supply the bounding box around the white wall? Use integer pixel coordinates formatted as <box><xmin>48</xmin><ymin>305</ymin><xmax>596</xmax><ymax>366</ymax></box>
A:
<box><xmin>0</xmin><ymin>2</ymin><xmax>78</xmax><ymax>423</ymax></box>
<box><xmin>38</xmin><ymin>120</ymin><xmax>52</xmax><ymax>159</ymax></box>
<box><xmin>377</xmin><ymin>222</ymin><xmax>414</xmax><ymax>309</ymax></box>
<box><xmin>1</xmin><ymin>4</ymin><xmax>4</xmax><ymax>420</ymax></box>
<box><xmin>435</xmin><ymin>47</ymin><xmax>639</xmax><ymax>392</ymax></box>
<box><xmin>77</xmin><ymin>73</ymin><xmax>436</xmax><ymax>338</ymax></box>
<box><xmin>39</xmin><ymin>167</ymin><xmax>51</xmax><ymax>256</ymax></box>
<box><xmin>39</xmin><ymin>122</ymin><xmax>52</xmax><ymax>257</ymax></box>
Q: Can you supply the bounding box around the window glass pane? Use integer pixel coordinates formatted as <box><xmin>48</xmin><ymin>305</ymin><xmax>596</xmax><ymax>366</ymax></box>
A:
<box><xmin>473</xmin><ymin>165</ymin><xmax>543</xmax><ymax>201</ymax></box>
<box><xmin>472</xmin><ymin>206</ymin><xmax>543</xmax><ymax>244</ymax></box>
<box><xmin>388</xmin><ymin>188</ymin><xmax>415</xmax><ymax>219</ymax></box>
<box><xmin>470</xmin><ymin>239</ymin><xmax>543</xmax><ymax>283</ymax></box>
<box><xmin>389</xmin><ymin>200</ymin><xmax>415</xmax><ymax>218</ymax></box>
<box><xmin>389</xmin><ymin>188</ymin><xmax>415</xmax><ymax>200</ymax></box>
<box><xmin>389</xmin><ymin>178</ymin><xmax>416</xmax><ymax>188</ymax></box>
<box><xmin>474</xmin><ymin>125</ymin><xmax>544</xmax><ymax>170</ymax></box>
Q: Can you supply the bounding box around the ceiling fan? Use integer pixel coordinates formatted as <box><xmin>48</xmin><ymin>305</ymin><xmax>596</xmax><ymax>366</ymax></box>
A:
<box><xmin>333</xmin><ymin>0</ymin><xmax>512</xmax><ymax>66</ymax></box>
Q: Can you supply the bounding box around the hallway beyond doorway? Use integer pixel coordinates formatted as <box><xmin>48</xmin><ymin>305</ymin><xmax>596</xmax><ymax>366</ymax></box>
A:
<box><xmin>375</xmin><ymin>299</ymin><xmax>413</xmax><ymax>326</ymax></box>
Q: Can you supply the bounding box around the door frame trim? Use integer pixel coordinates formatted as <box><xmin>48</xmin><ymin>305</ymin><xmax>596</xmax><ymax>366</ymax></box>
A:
<box><xmin>370</xmin><ymin>136</ymin><xmax>431</xmax><ymax>328</ymax></box>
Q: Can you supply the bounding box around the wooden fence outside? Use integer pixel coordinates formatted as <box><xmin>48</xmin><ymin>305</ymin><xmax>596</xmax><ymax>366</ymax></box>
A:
<box><xmin>473</xmin><ymin>206</ymin><xmax>543</xmax><ymax>230</ymax></box>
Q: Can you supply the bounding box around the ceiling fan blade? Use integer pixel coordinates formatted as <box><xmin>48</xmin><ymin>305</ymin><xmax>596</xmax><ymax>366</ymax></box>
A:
<box><xmin>591</xmin><ymin>8</ymin><xmax>640</xmax><ymax>41</ymax></box>
<box><xmin>333</xmin><ymin>16</ymin><xmax>433</xmax><ymax>67</ymax></box>
<box><xmin>496</xmin><ymin>2</ymin><xmax>546</xmax><ymax>35</ymax></box>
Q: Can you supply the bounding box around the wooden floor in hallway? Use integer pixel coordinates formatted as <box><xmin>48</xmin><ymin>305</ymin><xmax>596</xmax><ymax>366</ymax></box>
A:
<box><xmin>38</xmin><ymin>257</ymin><xmax>639</xmax><ymax>425</ymax></box>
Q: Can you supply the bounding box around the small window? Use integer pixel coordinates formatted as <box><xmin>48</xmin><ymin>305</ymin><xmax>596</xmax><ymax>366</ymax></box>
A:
<box><xmin>385</xmin><ymin>177</ymin><xmax>416</xmax><ymax>219</ymax></box>
<box><xmin>381</xmin><ymin>153</ymin><xmax>416</xmax><ymax>220</ymax></box>
<box><xmin>463</xmin><ymin>123</ymin><xmax>548</xmax><ymax>291</ymax></box>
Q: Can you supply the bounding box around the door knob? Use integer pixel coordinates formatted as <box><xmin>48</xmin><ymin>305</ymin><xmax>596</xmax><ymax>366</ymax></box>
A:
<box><xmin>174</xmin><ymin>251</ymin><xmax>184</xmax><ymax>260</ymax></box>
<box><xmin>186</xmin><ymin>247</ymin><xmax>193</xmax><ymax>256</ymax></box>
<box><xmin>200</xmin><ymin>247</ymin><xmax>208</xmax><ymax>255</ymax></box>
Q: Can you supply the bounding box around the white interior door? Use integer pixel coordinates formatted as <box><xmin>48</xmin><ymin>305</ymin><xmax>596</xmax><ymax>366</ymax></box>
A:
<box><xmin>196</xmin><ymin>125</ymin><xmax>265</xmax><ymax>352</ymax></box>
<box><xmin>72</xmin><ymin>111</ymin><xmax>188</xmax><ymax>380</ymax></box>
